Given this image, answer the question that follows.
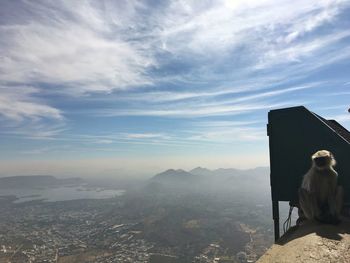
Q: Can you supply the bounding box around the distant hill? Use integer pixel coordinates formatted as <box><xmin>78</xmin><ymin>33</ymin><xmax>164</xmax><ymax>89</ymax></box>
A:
<box><xmin>189</xmin><ymin>167</ymin><xmax>213</xmax><ymax>176</ymax></box>
<box><xmin>150</xmin><ymin>167</ymin><xmax>269</xmax><ymax>191</ymax></box>
<box><xmin>189</xmin><ymin>167</ymin><xmax>269</xmax><ymax>178</ymax></box>
<box><xmin>0</xmin><ymin>175</ymin><xmax>84</xmax><ymax>189</ymax></box>
<box><xmin>155</xmin><ymin>167</ymin><xmax>269</xmax><ymax>179</ymax></box>
<box><xmin>152</xmin><ymin>169</ymin><xmax>198</xmax><ymax>182</ymax></box>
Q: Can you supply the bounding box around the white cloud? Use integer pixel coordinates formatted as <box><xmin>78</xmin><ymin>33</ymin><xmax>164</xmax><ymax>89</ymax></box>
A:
<box><xmin>93</xmin><ymin>139</ymin><xmax>115</xmax><ymax>144</ymax></box>
<box><xmin>124</xmin><ymin>133</ymin><xmax>169</xmax><ymax>139</ymax></box>
<box><xmin>106</xmin><ymin>81</ymin><xmax>314</xmax><ymax>103</ymax></box>
<box><xmin>0</xmin><ymin>1</ymin><xmax>154</xmax><ymax>94</ymax></box>
<box><xmin>1</xmin><ymin>0</ymin><xmax>349</xmax><ymax>95</ymax></box>
<box><xmin>89</xmin><ymin>82</ymin><xmax>316</xmax><ymax>118</ymax></box>
<box><xmin>155</xmin><ymin>0</ymin><xmax>349</xmax><ymax>56</ymax></box>
<box><xmin>97</xmin><ymin>101</ymin><xmax>299</xmax><ymax>118</ymax></box>
<box><xmin>0</xmin><ymin>86</ymin><xmax>62</xmax><ymax>122</ymax></box>
<box><xmin>257</xmin><ymin>30</ymin><xmax>350</xmax><ymax>68</ymax></box>
<box><xmin>328</xmin><ymin>114</ymin><xmax>350</xmax><ymax>123</ymax></box>
<box><xmin>192</xmin><ymin>120</ymin><xmax>262</xmax><ymax>128</ymax></box>
<box><xmin>185</xmin><ymin>83</ymin><xmax>320</xmax><ymax>108</ymax></box>
<box><xmin>0</xmin><ymin>85</ymin><xmax>65</xmax><ymax>139</ymax></box>
<box><xmin>189</xmin><ymin>128</ymin><xmax>267</xmax><ymax>142</ymax></box>
<box><xmin>0</xmin><ymin>0</ymin><xmax>349</xmax><ymax>148</ymax></box>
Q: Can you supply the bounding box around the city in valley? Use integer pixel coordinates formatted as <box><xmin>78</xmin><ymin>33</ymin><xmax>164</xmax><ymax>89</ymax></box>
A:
<box><xmin>0</xmin><ymin>168</ymin><xmax>274</xmax><ymax>263</ymax></box>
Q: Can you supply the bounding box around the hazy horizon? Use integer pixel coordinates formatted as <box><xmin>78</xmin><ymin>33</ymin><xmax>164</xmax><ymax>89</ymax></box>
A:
<box><xmin>1</xmin><ymin>1</ymin><xmax>349</xmax><ymax>177</ymax></box>
<box><xmin>0</xmin><ymin>160</ymin><xmax>269</xmax><ymax>179</ymax></box>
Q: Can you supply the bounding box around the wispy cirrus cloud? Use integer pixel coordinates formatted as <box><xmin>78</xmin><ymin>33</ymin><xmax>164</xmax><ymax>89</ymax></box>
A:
<box><xmin>90</xmin><ymin>83</ymin><xmax>315</xmax><ymax>118</ymax></box>
<box><xmin>1</xmin><ymin>0</ymin><xmax>350</xmax><ymax>170</ymax></box>
<box><xmin>327</xmin><ymin>114</ymin><xmax>350</xmax><ymax>123</ymax></box>
<box><xmin>0</xmin><ymin>86</ymin><xmax>62</xmax><ymax>122</ymax></box>
<box><xmin>152</xmin><ymin>0</ymin><xmax>349</xmax><ymax>60</ymax></box>
<box><xmin>95</xmin><ymin>102</ymin><xmax>293</xmax><ymax>118</ymax></box>
<box><xmin>1</xmin><ymin>0</ymin><xmax>349</xmax><ymax>94</ymax></box>
<box><xmin>0</xmin><ymin>3</ymin><xmax>154</xmax><ymax>93</ymax></box>
<box><xmin>188</xmin><ymin>127</ymin><xmax>266</xmax><ymax>142</ymax></box>
<box><xmin>0</xmin><ymin>85</ymin><xmax>64</xmax><ymax>139</ymax></box>
<box><xmin>123</xmin><ymin>133</ymin><xmax>170</xmax><ymax>140</ymax></box>
<box><xmin>88</xmin><ymin>82</ymin><xmax>319</xmax><ymax>105</ymax></box>
<box><xmin>256</xmin><ymin>30</ymin><xmax>350</xmax><ymax>69</ymax></box>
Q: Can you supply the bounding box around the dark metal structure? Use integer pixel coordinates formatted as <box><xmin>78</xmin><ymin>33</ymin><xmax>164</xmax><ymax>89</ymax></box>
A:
<box><xmin>267</xmin><ymin>106</ymin><xmax>350</xmax><ymax>241</ymax></box>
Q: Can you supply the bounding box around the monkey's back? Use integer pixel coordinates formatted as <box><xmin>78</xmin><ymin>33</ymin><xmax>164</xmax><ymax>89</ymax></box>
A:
<box><xmin>312</xmin><ymin>169</ymin><xmax>337</xmax><ymax>203</ymax></box>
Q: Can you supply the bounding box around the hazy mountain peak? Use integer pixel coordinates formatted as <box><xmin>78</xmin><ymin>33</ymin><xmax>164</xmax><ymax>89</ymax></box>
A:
<box><xmin>190</xmin><ymin>167</ymin><xmax>213</xmax><ymax>176</ymax></box>
<box><xmin>155</xmin><ymin>169</ymin><xmax>192</xmax><ymax>176</ymax></box>
<box><xmin>151</xmin><ymin>169</ymin><xmax>197</xmax><ymax>183</ymax></box>
<box><xmin>190</xmin><ymin>167</ymin><xmax>211</xmax><ymax>172</ymax></box>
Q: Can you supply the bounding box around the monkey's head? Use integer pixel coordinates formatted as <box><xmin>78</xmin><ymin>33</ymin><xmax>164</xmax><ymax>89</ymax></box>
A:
<box><xmin>312</xmin><ymin>150</ymin><xmax>336</xmax><ymax>169</ymax></box>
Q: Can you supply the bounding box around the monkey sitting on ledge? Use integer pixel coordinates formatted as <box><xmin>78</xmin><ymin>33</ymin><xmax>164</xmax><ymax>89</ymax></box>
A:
<box><xmin>298</xmin><ymin>150</ymin><xmax>343</xmax><ymax>224</ymax></box>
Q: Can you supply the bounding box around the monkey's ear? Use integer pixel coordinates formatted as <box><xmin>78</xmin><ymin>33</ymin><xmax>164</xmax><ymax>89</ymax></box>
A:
<box><xmin>332</xmin><ymin>160</ymin><xmax>337</xmax><ymax>167</ymax></box>
<box><xmin>330</xmin><ymin>152</ymin><xmax>335</xmax><ymax>160</ymax></box>
<box><xmin>331</xmin><ymin>155</ymin><xmax>337</xmax><ymax>166</ymax></box>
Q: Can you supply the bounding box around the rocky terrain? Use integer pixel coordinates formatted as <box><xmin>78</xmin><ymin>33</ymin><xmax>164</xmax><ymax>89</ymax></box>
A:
<box><xmin>257</xmin><ymin>218</ymin><xmax>350</xmax><ymax>263</ymax></box>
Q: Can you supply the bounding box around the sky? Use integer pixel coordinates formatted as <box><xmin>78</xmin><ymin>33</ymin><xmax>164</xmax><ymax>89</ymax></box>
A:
<box><xmin>0</xmin><ymin>0</ymin><xmax>350</xmax><ymax>178</ymax></box>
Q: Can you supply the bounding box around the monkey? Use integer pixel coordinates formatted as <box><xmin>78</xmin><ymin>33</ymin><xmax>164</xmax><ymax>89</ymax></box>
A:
<box><xmin>298</xmin><ymin>150</ymin><xmax>343</xmax><ymax>224</ymax></box>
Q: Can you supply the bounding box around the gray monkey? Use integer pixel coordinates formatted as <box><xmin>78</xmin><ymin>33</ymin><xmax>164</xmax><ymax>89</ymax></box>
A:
<box><xmin>298</xmin><ymin>150</ymin><xmax>343</xmax><ymax>224</ymax></box>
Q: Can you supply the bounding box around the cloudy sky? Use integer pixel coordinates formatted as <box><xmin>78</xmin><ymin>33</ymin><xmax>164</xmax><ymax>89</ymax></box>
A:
<box><xmin>0</xmin><ymin>0</ymin><xmax>350</xmax><ymax>177</ymax></box>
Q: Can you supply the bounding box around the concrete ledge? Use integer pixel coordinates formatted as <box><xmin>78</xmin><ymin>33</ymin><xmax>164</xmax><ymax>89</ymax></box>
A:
<box><xmin>257</xmin><ymin>218</ymin><xmax>350</xmax><ymax>263</ymax></box>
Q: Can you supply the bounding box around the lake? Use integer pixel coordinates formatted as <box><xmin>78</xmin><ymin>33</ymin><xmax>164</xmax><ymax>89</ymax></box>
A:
<box><xmin>0</xmin><ymin>186</ymin><xmax>125</xmax><ymax>203</ymax></box>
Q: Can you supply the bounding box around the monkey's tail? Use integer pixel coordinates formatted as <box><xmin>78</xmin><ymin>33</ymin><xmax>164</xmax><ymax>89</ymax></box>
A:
<box><xmin>283</xmin><ymin>205</ymin><xmax>294</xmax><ymax>234</ymax></box>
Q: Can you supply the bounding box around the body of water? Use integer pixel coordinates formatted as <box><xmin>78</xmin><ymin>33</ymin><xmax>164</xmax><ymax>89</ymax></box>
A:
<box><xmin>0</xmin><ymin>186</ymin><xmax>125</xmax><ymax>203</ymax></box>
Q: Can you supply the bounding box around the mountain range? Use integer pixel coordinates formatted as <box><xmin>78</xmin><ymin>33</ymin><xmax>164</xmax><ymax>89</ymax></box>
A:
<box><xmin>150</xmin><ymin>167</ymin><xmax>270</xmax><ymax>193</ymax></box>
<box><xmin>153</xmin><ymin>167</ymin><xmax>269</xmax><ymax>181</ymax></box>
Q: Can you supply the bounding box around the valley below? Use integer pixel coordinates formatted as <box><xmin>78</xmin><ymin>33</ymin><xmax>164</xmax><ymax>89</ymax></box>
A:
<box><xmin>0</xmin><ymin>167</ymin><xmax>275</xmax><ymax>263</ymax></box>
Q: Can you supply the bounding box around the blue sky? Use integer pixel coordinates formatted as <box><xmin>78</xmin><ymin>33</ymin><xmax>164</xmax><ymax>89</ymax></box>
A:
<box><xmin>0</xmin><ymin>0</ymin><xmax>349</xmax><ymax>177</ymax></box>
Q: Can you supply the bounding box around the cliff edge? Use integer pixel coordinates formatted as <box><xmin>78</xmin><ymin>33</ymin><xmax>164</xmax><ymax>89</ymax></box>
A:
<box><xmin>257</xmin><ymin>218</ymin><xmax>350</xmax><ymax>263</ymax></box>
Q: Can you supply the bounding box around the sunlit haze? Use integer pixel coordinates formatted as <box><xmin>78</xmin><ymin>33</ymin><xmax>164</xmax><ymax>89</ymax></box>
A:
<box><xmin>1</xmin><ymin>0</ymin><xmax>350</xmax><ymax>177</ymax></box>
